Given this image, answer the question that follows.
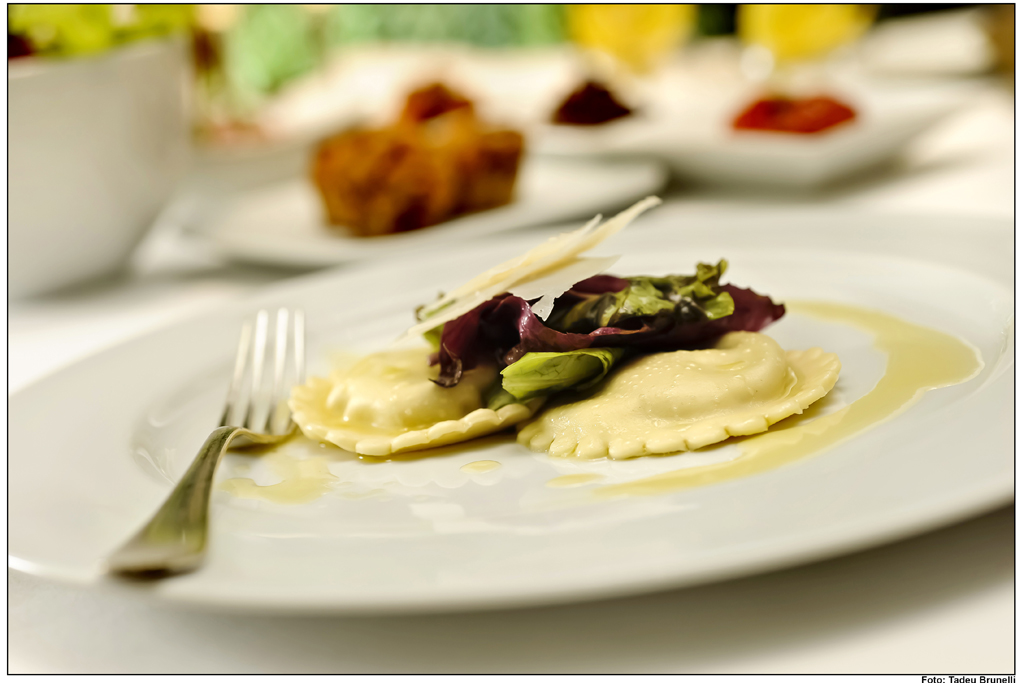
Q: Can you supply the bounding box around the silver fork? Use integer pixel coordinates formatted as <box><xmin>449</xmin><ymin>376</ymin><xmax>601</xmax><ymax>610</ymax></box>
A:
<box><xmin>106</xmin><ymin>307</ymin><xmax>306</xmax><ymax>578</ymax></box>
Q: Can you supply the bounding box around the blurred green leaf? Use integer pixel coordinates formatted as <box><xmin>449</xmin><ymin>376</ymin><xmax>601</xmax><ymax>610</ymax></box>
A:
<box><xmin>223</xmin><ymin>5</ymin><xmax>319</xmax><ymax>108</ymax></box>
<box><xmin>325</xmin><ymin>4</ymin><xmax>568</xmax><ymax>48</ymax></box>
<box><xmin>9</xmin><ymin>4</ymin><xmax>116</xmax><ymax>56</ymax></box>
<box><xmin>9</xmin><ymin>4</ymin><xmax>191</xmax><ymax>57</ymax></box>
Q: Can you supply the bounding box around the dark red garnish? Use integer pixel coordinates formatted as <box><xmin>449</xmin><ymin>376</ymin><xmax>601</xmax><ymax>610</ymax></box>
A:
<box><xmin>733</xmin><ymin>96</ymin><xmax>856</xmax><ymax>134</ymax></box>
<box><xmin>552</xmin><ymin>80</ymin><xmax>633</xmax><ymax>126</ymax></box>
<box><xmin>8</xmin><ymin>34</ymin><xmax>33</xmax><ymax>59</ymax></box>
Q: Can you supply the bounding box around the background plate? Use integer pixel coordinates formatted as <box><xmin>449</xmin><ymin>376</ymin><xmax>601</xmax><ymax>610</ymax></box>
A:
<box><xmin>194</xmin><ymin>155</ymin><xmax>667</xmax><ymax>268</ymax></box>
<box><xmin>651</xmin><ymin>104</ymin><xmax>959</xmax><ymax>189</ymax></box>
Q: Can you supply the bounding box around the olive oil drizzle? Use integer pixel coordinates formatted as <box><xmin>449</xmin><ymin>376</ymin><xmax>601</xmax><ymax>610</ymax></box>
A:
<box><xmin>595</xmin><ymin>301</ymin><xmax>983</xmax><ymax>498</ymax></box>
<box><xmin>547</xmin><ymin>473</ymin><xmax>605</xmax><ymax>488</ymax></box>
<box><xmin>460</xmin><ymin>460</ymin><xmax>502</xmax><ymax>474</ymax></box>
<box><xmin>218</xmin><ymin>453</ymin><xmax>338</xmax><ymax>505</ymax></box>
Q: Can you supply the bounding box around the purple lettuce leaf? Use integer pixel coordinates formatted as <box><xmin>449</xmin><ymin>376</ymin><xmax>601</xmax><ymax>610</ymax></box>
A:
<box><xmin>433</xmin><ymin>280</ymin><xmax>785</xmax><ymax>388</ymax></box>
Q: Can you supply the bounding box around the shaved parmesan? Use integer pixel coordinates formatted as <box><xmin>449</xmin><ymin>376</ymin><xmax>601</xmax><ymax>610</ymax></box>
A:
<box><xmin>397</xmin><ymin>196</ymin><xmax>661</xmax><ymax>343</ymax></box>
<box><xmin>419</xmin><ymin>214</ymin><xmax>603</xmax><ymax>320</ymax></box>
<box><xmin>509</xmin><ymin>255</ymin><xmax>620</xmax><ymax>321</ymax></box>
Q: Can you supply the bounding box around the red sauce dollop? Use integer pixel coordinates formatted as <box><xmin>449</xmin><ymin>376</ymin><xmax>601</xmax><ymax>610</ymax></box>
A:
<box><xmin>733</xmin><ymin>96</ymin><xmax>856</xmax><ymax>134</ymax></box>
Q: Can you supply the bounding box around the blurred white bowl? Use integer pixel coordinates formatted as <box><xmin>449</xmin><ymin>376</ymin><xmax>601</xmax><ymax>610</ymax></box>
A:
<box><xmin>8</xmin><ymin>38</ymin><xmax>190</xmax><ymax>298</ymax></box>
<box><xmin>653</xmin><ymin>101</ymin><xmax>961</xmax><ymax>189</ymax></box>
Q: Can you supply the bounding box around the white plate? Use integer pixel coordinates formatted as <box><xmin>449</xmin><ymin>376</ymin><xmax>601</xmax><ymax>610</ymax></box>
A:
<box><xmin>649</xmin><ymin>102</ymin><xmax>960</xmax><ymax>189</ymax></box>
<box><xmin>528</xmin><ymin>113</ymin><xmax>658</xmax><ymax>158</ymax></box>
<box><xmin>9</xmin><ymin>205</ymin><xmax>1012</xmax><ymax>614</ymax></box>
<box><xmin>192</xmin><ymin>155</ymin><xmax>667</xmax><ymax>268</ymax></box>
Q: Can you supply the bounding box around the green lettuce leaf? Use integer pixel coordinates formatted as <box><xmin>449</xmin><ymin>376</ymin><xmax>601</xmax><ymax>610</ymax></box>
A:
<box><xmin>422</xmin><ymin>325</ymin><xmax>443</xmax><ymax>351</ymax></box>
<box><xmin>484</xmin><ymin>384</ymin><xmax>522</xmax><ymax>411</ymax></box>
<box><xmin>415</xmin><ymin>298</ymin><xmax>451</xmax><ymax>350</ymax></box>
<box><xmin>500</xmin><ymin>347</ymin><xmax>625</xmax><ymax>401</ymax></box>
<box><xmin>549</xmin><ymin>259</ymin><xmax>734</xmax><ymax>333</ymax></box>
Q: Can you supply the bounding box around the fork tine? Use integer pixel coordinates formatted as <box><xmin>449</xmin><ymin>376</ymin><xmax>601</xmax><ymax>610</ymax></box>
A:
<box><xmin>268</xmin><ymin>308</ymin><xmax>290</xmax><ymax>435</ymax></box>
<box><xmin>294</xmin><ymin>309</ymin><xmax>306</xmax><ymax>384</ymax></box>
<box><xmin>220</xmin><ymin>320</ymin><xmax>253</xmax><ymax>428</ymax></box>
<box><xmin>222</xmin><ymin>308</ymin><xmax>304</xmax><ymax>436</ymax></box>
<box><xmin>275</xmin><ymin>308</ymin><xmax>305</xmax><ymax>434</ymax></box>
<box><xmin>243</xmin><ymin>309</ymin><xmax>270</xmax><ymax>431</ymax></box>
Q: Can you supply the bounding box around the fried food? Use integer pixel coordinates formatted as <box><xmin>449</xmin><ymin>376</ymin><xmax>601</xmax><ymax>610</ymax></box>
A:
<box><xmin>311</xmin><ymin>83</ymin><xmax>524</xmax><ymax>237</ymax></box>
<box><xmin>399</xmin><ymin>82</ymin><xmax>474</xmax><ymax>123</ymax></box>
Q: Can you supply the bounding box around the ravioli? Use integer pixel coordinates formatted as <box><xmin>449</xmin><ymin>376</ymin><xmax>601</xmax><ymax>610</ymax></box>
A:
<box><xmin>289</xmin><ymin>348</ymin><xmax>542</xmax><ymax>457</ymax></box>
<box><xmin>517</xmin><ymin>332</ymin><xmax>841</xmax><ymax>460</ymax></box>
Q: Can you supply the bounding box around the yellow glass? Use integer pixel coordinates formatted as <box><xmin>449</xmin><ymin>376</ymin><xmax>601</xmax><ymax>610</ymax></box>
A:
<box><xmin>567</xmin><ymin>4</ymin><xmax>697</xmax><ymax>73</ymax></box>
<box><xmin>738</xmin><ymin>4</ymin><xmax>875</xmax><ymax>62</ymax></box>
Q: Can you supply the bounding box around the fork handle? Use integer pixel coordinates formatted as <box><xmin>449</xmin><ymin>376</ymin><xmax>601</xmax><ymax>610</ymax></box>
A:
<box><xmin>106</xmin><ymin>425</ymin><xmax>244</xmax><ymax>577</ymax></box>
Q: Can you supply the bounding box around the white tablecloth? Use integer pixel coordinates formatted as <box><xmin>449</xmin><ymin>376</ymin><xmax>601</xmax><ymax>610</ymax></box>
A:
<box><xmin>8</xmin><ymin>81</ymin><xmax>1013</xmax><ymax>674</ymax></box>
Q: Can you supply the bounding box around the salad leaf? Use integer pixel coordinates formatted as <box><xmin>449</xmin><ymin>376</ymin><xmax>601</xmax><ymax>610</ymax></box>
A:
<box><xmin>501</xmin><ymin>347</ymin><xmax>625</xmax><ymax>401</ymax></box>
<box><xmin>430</xmin><ymin>261</ymin><xmax>786</xmax><ymax>391</ymax></box>
<box><xmin>417</xmin><ymin>296</ymin><xmax>456</xmax><ymax>351</ymax></box>
<box><xmin>8</xmin><ymin>5</ymin><xmax>191</xmax><ymax>57</ymax></box>
<box><xmin>483</xmin><ymin>384</ymin><xmax>521</xmax><ymax>411</ymax></box>
<box><xmin>422</xmin><ymin>325</ymin><xmax>443</xmax><ymax>351</ymax></box>
<box><xmin>430</xmin><ymin>294</ymin><xmax>598</xmax><ymax>387</ymax></box>
<box><xmin>550</xmin><ymin>259</ymin><xmax>734</xmax><ymax>332</ymax></box>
